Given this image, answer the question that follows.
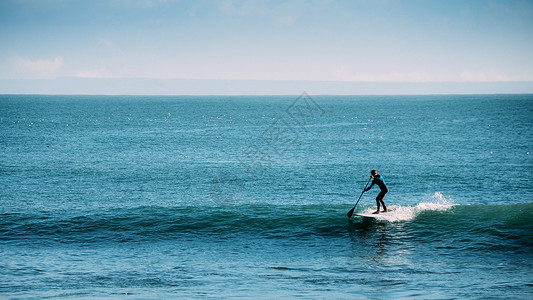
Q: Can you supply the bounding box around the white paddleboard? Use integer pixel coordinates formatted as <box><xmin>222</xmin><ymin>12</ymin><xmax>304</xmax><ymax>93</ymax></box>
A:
<box><xmin>354</xmin><ymin>212</ymin><xmax>389</xmax><ymax>219</ymax></box>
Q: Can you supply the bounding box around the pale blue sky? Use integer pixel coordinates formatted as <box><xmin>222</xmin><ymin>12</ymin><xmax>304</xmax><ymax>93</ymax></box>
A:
<box><xmin>1</xmin><ymin>0</ymin><xmax>533</xmax><ymax>83</ymax></box>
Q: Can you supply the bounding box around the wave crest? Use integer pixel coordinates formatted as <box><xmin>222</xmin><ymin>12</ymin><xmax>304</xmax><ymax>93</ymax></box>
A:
<box><xmin>357</xmin><ymin>192</ymin><xmax>457</xmax><ymax>222</ymax></box>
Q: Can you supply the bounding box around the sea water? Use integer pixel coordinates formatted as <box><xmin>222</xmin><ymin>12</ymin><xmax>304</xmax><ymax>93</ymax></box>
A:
<box><xmin>1</xmin><ymin>94</ymin><xmax>532</xmax><ymax>299</ymax></box>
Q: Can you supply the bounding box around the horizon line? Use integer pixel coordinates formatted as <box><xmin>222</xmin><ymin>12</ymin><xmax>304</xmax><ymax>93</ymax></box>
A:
<box><xmin>2</xmin><ymin>78</ymin><xmax>533</xmax><ymax>96</ymax></box>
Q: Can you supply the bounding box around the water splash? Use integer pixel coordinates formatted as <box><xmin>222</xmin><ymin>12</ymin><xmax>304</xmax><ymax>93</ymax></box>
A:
<box><xmin>359</xmin><ymin>192</ymin><xmax>456</xmax><ymax>222</ymax></box>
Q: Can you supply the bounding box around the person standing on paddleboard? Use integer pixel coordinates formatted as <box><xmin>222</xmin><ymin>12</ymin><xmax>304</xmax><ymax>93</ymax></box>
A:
<box><xmin>363</xmin><ymin>170</ymin><xmax>388</xmax><ymax>214</ymax></box>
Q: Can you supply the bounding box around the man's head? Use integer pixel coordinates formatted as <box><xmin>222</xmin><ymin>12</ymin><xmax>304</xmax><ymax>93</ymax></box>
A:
<box><xmin>370</xmin><ymin>169</ymin><xmax>377</xmax><ymax>177</ymax></box>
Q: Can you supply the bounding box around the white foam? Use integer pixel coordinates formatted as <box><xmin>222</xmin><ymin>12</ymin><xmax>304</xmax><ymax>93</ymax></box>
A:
<box><xmin>360</xmin><ymin>192</ymin><xmax>456</xmax><ymax>222</ymax></box>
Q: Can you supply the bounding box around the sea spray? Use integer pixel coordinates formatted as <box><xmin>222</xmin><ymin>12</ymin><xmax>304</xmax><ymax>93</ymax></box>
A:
<box><xmin>359</xmin><ymin>192</ymin><xmax>457</xmax><ymax>222</ymax></box>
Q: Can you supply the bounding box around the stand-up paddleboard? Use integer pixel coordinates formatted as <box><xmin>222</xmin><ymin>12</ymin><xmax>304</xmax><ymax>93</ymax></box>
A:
<box><xmin>354</xmin><ymin>212</ymin><xmax>389</xmax><ymax>219</ymax></box>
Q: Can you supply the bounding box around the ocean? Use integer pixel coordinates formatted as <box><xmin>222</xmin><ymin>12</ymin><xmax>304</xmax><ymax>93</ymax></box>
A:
<box><xmin>1</xmin><ymin>94</ymin><xmax>532</xmax><ymax>299</ymax></box>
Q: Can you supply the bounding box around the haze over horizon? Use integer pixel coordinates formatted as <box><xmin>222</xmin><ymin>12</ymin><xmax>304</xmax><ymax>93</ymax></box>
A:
<box><xmin>1</xmin><ymin>0</ymin><xmax>533</xmax><ymax>94</ymax></box>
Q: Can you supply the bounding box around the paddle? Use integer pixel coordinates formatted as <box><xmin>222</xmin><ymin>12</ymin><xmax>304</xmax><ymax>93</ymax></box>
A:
<box><xmin>346</xmin><ymin>177</ymin><xmax>372</xmax><ymax>218</ymax></box>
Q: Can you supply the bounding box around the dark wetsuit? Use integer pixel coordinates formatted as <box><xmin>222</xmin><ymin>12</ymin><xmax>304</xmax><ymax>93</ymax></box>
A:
<box><xmin>365</xmin><ymin>175</ymin><xmax>388</xmax><ymax>201</ymax></box>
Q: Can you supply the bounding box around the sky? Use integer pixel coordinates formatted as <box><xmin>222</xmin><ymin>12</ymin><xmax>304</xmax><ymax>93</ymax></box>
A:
<box><xmin>1</xmin><ymin>0</ymin><xmax>533</xmax><ymax>86</ymax></box>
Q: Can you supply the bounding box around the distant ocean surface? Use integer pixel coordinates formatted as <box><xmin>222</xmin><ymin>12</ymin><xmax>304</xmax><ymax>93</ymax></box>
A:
<box><xmin>1</xmin><ymin>94</ymin><xmax>532</xmax><ymax>299</ymax></box>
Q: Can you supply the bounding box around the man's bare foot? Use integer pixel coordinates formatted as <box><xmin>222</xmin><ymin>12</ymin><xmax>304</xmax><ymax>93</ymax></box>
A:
<box><xmin>381</xmin><ymin>209</ymin><xmax>388</xmax><ymax>213</ymax></box>
<box><xmin>372</xmin><ymin>211</ymin><xmax>380</xmax><ymax>214</ymax></box>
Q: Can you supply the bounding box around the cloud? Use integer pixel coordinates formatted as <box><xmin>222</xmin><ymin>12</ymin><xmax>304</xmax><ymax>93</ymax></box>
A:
<box><xmin>14</xmin><ymin>56</ymin><xmax>63</xmax><ymax>78</ymax></box>
<box><xmin>459</xmin><ymin>69</ymin><xmax>511</xmax><ymax>82</ymax></box>
<box><xmin>333</xmin><ymin>66</ymin><xmax>433</xmax><ymax>82</ymax></box>
<box><xmin>75</xmin><ymin>69</ymin><xmax>107</xmax><ymax>78</ymax></box>
<box><xmin>332</xmin><ymin>66</ymin><xmax>531</xmax><ymax>82</ymax></box>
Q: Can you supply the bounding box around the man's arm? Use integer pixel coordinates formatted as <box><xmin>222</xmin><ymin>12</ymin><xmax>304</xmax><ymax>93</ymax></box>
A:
<box><xmin>364</xmin><ymin>180</ymin><xmax>375</xmax><ymax>192</ymax></box>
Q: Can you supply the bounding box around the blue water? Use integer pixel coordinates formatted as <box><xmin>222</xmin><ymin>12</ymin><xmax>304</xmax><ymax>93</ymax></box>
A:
<box><xmin>1</xmin><ymin>94</ymin><xmax>532</xmax><ymax>299</ymax></box>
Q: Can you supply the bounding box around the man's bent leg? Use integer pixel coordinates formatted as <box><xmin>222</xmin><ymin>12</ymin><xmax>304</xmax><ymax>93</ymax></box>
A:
<box><xmin>377</xmin><ymin>192</ymin><xmax>387</xmax><ymax>212</ymax></box>
<box><xmin>380</xmin><ymin>200</ymin><xmax>387</xmax><ymax>212</ymax></box>
<box><xmin>373</xmin><ymin>198</ymin><xmax>381</xmax><ymax>214</ymax></box>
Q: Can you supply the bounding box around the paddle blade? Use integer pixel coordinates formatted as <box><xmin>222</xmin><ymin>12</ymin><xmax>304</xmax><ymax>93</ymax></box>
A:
<box><xmin>347</xmin><ymin>206</ymin><xmax>355</xmax><ymax>218</ymax></box>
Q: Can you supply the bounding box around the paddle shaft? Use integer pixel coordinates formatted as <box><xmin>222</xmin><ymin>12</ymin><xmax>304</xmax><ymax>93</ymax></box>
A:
<box><xmin>347</xmin><ymin>177</ymin><xmax>372</xmax><ymax>218</ymax></box>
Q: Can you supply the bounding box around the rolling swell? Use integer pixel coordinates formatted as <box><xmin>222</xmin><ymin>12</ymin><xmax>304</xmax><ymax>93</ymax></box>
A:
<box><xmin>1</xmin><ymin>203</ymin><xmax>531</xmax><ymax>247</ymax></box>
<box><xmin>0</xmin><ymin>205</ymin><xmax>348</xmax><ymax>244</ymax></box>
<box><xmin>417</xmin><ymin>203</ymin><xmax>533</xmax><ymax>254</ymax></box>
